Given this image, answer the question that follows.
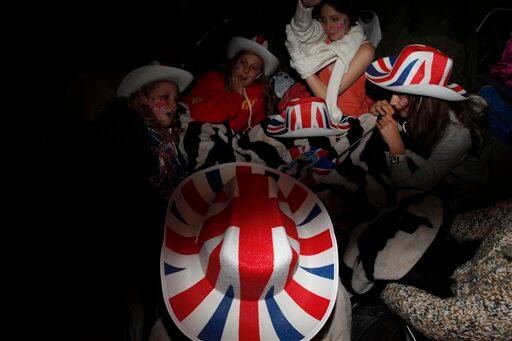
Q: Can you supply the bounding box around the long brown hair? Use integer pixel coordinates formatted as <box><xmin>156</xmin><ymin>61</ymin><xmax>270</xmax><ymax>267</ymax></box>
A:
<box><xmin>404</xmin><ymin>95</ymin><xmax>488</xmax><ymax>157</ymax></box>
<box><xmin>225</xmin><ymin>50</ymin><xmax>277</xmax><ymax>116</ymax></box>
<box><xmin>127</xmin><ymin>81</ymin><xmax>178</xmax><ymax>143</ymax></box>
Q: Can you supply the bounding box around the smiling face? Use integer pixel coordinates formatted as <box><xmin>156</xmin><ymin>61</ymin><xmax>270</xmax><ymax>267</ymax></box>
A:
<box><xmin>233</xmin><ymin>52</ymin><xmax>264</xmax><ymax>87</ymax></box>
<box><xmin>143</xmin><ymin>80</ymin><xmax>179</xmax><ymax>128</ymax></box>
<box><xmin>319</xmin><ymin>4</ymin><xmax>350</xmax><ymax>42</ymax></box>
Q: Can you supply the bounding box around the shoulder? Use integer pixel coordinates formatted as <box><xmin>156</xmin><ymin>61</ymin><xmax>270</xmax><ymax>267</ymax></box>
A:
<box><xmin>357</xmin><ymin>42</ymin><xmax>375</xmax><ymax>59</ymax></box>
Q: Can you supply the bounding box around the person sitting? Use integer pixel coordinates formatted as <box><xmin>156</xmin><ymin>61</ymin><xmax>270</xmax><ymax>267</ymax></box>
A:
<box><xmin>366</xmin><ymin>44</ymin><xmax>490</xmax><ymax>211</ymax></box>
<box><xmin>284</xmin><ymin>0</ymin><xmax>375</xmax><ymax>119</ymax></box>
<box><xmin>93</xmin><ymin>63</ymin><xmax>193</xmax><ymax>339</ymax></box>
<box><xmin>184</xmin><ymin>35</ymin><xmax>279</xmax><ymax>134</ymax></box>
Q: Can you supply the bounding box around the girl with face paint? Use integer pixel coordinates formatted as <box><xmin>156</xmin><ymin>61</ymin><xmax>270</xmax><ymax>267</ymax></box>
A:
<box><xmin>284</xmin><ymin>0</ymin><xmax>375</xmax><ymax>117</ymax></box>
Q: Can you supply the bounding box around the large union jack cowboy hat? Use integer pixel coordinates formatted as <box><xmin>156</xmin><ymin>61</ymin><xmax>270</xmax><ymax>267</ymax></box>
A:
<box><xmin>365</xmin><ymin>44</ymin><xmax>469</xmax><ymax>101</ymax></box>
<box><xmin>267</xmin><ymin>97</ymin><xmax>350</xmax><ymax>137</ymax></box>
<box><xmin>161</xmin><ymin>162</ymin><xmax>339</xmax><ymax>340</ymax></box>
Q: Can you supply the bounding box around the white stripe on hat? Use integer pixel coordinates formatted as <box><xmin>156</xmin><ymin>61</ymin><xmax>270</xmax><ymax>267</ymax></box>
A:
<box><xmin>167</xmin><ymin>214</ymin><xmax>198</xmax><ymax>237</ymax></box>
<box><xmin>294</xmin><ymin>266</ymin><xmax>333</xmax><ymax>299</ymax></box>
<box><xmin>299</xmin><ymin>248</ymin><xmax>336</xmax><ymax>268</ymax></box>
<box><xmin>163</xmin><ymin>258</ymin><xmax>204</xmax><ymax>298</ymax></box>
<box><xmin>218</xmin><ymin>227</ymin><xmax>241</xmax><ymax>297</ymax></box>
<box><xmin>174</xmin><ymin>189</ymin><xmax>205</xmax><ymax>228</ymax></box>
<box><xmin>273</xmin><ymin>289</ymin><xmax>320</xmax><ymax>335</ymax></box>
<box><xmin>180</xmin><ymin>287</ymin><xmax>226</xmax><ymax>337</ymax></box>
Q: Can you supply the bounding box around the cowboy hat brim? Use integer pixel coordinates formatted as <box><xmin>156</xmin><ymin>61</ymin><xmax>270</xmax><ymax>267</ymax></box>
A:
<box><xmin>117</xmin><ymin>65</ymin><xmax>193</xmax><ymax>98</ymax></box>
<box><xmin>365</xmin><ymin>57</ymin><xmax>468</xmax><ymax>101</ymax></box>
<box><xmin>161</xmin><ymin>162</ymin><xmax>339</xmax><ymax>340</ymax></box>
<box><xmin>227</xmin><ymin>37</ymin><xmax>279</xmax><ymax>76</ymax></box>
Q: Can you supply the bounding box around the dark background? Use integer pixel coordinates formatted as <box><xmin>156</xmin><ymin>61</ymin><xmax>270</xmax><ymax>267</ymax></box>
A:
<box><xmin>38</xmin><ymin>1</ymin><xmax>510</xmax><ymax>339</ymax></box>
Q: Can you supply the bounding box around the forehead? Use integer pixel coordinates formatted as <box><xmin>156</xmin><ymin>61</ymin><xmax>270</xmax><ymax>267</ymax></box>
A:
<box><xmin>320</xmin><ymin>4</ymin><xmax>348</xmax><ymax>18</ymax></box>
<box><xmin>152</xmin><ymin>80</ymin><xmax>178</xmax><ymax>92</ymax></box>
<box><xmin>239</xmin><ymin>52</ymin><xmax>264</xmax><ymax>66</ymax></box>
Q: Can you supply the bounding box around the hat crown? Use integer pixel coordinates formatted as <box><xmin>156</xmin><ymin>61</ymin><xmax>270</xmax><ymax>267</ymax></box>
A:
<box><xmin>198</xmin><ymin>173</ymin><xmax>299</xmax><ymax>300</ymax></box>
<box><xmin>251</xmin><ymin>35</ymin><xmax>269</xmax><ymax>49</ymax></box>
<box><xmin>394</xmin><ymin>44</ymin><xmax>453</xmax><ymax>86</ymax></box>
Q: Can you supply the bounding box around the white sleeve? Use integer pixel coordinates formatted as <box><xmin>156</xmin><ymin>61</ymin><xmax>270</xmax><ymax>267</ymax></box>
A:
<box><xmin>290</xmin><ymin>0</ymin><xmax>325</xmax><ymax>43</ymax></box>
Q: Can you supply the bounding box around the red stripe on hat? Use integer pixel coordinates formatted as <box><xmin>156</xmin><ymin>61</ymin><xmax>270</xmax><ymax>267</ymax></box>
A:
<box><xmin>450</xmin><ymin>84</ymin><xmax>463</xmax><ymax>91</ymax></box>
<box><xmin>181</xmin><ymin>180</ymin><xmax>209</xmax><ymax>215</ymax></box>
<box><xmin>290</xmin><ymin>108</ymin><xmax>297</xmax><ymax>130</ymax></box>
<box><xmin>410</xmin><ymin>61</ymin><xmax>425</xmax><ymax>85</ymax></box>
<box><xmin>302</xmin><ymin>102</ymin><xmax>312</xmax><ymax>128</ymax></box>
<box><xmin>213</xmin><ymin>189</ymin><xmax>228</xmax><ymax>203</ymax></box>
<box><xmin>286</xmin><ymin>184</ymin><xmax>308</xmax><ymax>213</ymax></box>
<box><xmin>165</xmin><ymin>227</ymin><xmax>200</xmax><ymax>255</ymax></box>
<box><xmin>236</xmin><ymin>165</ymin><xmax>253</xmax><ymax>177</ymax></box>
<box><xmin>378</xmin><ymin>58</ymin><xmax>391</xmax><ymax>72</ymax></box>
<box><xmin>299</xmin><ymin>229</ymin><xmax>332</xmax><ymax>256</ymax></box>
<box><xmin>430</xmin><ymin>51</ymin><xmax>448</xmax><ymax>85</ymax></box>
<box><xmin>254</xmin><ymin>35</ymin><xmax>266</xmax><ymax>45</ymax></box>
<box><xmin>285</xmin><ymin>279</ymin><xmax>330</xmax><ymax>320</ymax></box>
<box><xmin>315</xmin><ymin>107</ymin><xmax>324</xmax><ymax>128</ymax></box>
<box><xmin>169</xmin><ymin>241</ymin><xmax>222</xmax><ymax>321</ymax></box>
<box><xmin>239</xmin><ymin>300</ymin><xmax>260</xmax><ymax>340</ymax></box>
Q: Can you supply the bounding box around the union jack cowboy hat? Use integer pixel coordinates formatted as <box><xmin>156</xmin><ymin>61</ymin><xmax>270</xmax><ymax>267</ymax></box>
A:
<box><xmin>365</xmin><ymin>44</ymin><xmax>469</xmax><ymax>101</ymax></box>
<box><xmin>267</xmin><ymin>97</ymin><xmax>350</xmax><ymax>138</ymax></box>
<box><xmin>161</xmin><ymin>162</ymin><xmax>339</xmax><ymax>340</ymax></box>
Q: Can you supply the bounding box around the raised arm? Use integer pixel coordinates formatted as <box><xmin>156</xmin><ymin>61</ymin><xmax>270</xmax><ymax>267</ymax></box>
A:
<box><xmin>305</xmin><ymin>42</ymin><xmax>375</xmax><ymax>99</ymax></box>
<box><xmin>290</xmin><ymin>0</ymin><xmax>325</xmax><ymax>43</ymax></box>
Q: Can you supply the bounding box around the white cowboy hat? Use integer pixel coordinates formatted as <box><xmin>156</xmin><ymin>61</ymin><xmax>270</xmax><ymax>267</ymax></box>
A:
<box><xmin>116</xmin><ymin>65</ymin><xmax>193</xmax><ymax>98</ymax></box>
<box><xmin>161</xmin><ymin>162</ymin><xmax>340</xmax><ymax>340</ymax></box>
<box><xmin>227</xmin><ymin>36</ymin><xmax>279</xmax><ymax>76</ymax></box>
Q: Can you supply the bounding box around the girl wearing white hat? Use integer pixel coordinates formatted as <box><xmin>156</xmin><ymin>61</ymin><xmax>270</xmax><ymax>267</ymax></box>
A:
<box><xmin>184</xmin><ymin>35</ymin><xmax>279</xmax><ymax>133</ymax></box>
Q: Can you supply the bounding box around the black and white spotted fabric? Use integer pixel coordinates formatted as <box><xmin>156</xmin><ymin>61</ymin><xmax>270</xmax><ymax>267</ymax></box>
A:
<box><xmin>177</xmin><ymin>104</ymin><xmax>424</xmax><ymax>208</ymax></box>
<box><xmin>340</xmin><ymin>189</ymin><xmax>450</xmax><ymax>295</ymax></box>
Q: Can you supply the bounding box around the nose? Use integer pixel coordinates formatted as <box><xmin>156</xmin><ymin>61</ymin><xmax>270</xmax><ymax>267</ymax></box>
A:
<box><xmin>389</xmin><ymin>95</ymin><xmax>400</xmax><ymax>106</ymax></box>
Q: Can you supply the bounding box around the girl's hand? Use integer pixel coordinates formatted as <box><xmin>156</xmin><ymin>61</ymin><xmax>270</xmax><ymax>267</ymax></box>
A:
<box><xmin>230</xmin><ymin>74</ymin><xmax>244</xmax><ymax>95</ymax></box>
<box><xmin>376</xmin><ymin>113</ymin><xmax>405</xmax><ymax>155</ymax></box>
<box><xmin>301</xmin><ymin>0</ymin><xmax>321</xmax><ymax>8</ymax></box>
<box><xmin>369</xmin><ymin>100</ymin><xmax>395</xmax><ymax>117</ymax></box>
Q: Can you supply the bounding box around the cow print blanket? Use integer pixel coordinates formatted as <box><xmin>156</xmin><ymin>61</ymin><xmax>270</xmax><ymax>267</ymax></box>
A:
<box><xmin>177</xmin><ymin>105</ymin><xmax>425</xmax><ymax>209</ymax></box>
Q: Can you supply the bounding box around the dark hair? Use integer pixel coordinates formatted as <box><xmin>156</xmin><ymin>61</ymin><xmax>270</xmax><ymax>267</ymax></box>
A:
<box><xmin>404</xmin><ymin>95</ymin><xmax>488</xmax><ymax>157</ymax></box>
<box><xmin>314</xmin><ymin>0</ymin><xmax>358</xmax><ymax>27</ymax></box>
<box><xmin>225</xmin><ymin>50</ymin><xmax>277</xmax><ymax>116</ymax></box>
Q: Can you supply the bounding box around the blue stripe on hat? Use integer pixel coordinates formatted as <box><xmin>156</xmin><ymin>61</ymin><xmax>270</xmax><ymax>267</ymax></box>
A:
<box><xmin>300</xmin><ymin>264</ymin><xmax>334</xmax><ymax>279</ymax></box>
<box><xmin>170</xmin><ymin>202</ymin><xmax>188</xmax><ymax>225</ymax></box>
<box><xmin>164</xmin><ymin>263</ymin><xmax>186</xmax><ymax>276</ymax></box>
<box><xmin>197</xmin><ymin>286</ymin><xmax>234</xmax><ymax>341</ymax></box>
<box><xmin>265</xmin><ymin>286</ymin><xmax>304</xmax><ymax>341</ymax></box>
<box><xmin>265</xmin><ymin>170</ymin><xmax>280</xmax><ymax>182</ymax></box>
<box><xmin>206</xmin><ymin>169</ymin><xmax>223</xmax><ymax>194</ymax></box>
<box><xmin>366</xmin><ymin>63</ymin><xmax>388</xmax><ymax>77</ymax></box>
<box><xmin>298</xmin><ymin>203</ymin><xmax>322</xmax><ymax>226</ymax></box>
<box><xmin>388</xmin><ymin>58</ymin><xmax>418</xmax><ymax>86</ymax></box>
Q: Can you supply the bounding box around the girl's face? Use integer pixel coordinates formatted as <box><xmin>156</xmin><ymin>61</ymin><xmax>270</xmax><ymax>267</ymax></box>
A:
<box><xmin>319</xmin><ymin>4</ymin><xmax>350</xmax><ymax>42</ymax></box>
<box><xmin>390</xmin><ymin>94</ymin><xmax>411</xmax><ymax>117</ymax></box>
<box><xmin>233</xmin><ymin>52</ymin><xmax>264</xmax><ymax>87</ymax></box>
<box><xmin>144</xmin><ymin>80</ymin><xmax>179</xmax><ymax>128</ymax></box>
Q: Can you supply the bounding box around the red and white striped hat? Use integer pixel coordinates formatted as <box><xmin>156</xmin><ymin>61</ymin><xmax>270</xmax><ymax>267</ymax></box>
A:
<box><xmin>365</xmin><ymin>44</ymin><xmax>468</xmax><ymax>101</ymax></box>
<box><xmin>267</xmin><ymin>97</ymin><xmax>350</xmax><ymax>137</ymax></box>
<box><xmin>227</xmin><ymin>35</ymin><xmax>279</xmax><ymax>76</ymax></box>
<box><xmin>161</xmin><ymin>162</ymin><xmax>339</xmax><ymax>340</ymax></box>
